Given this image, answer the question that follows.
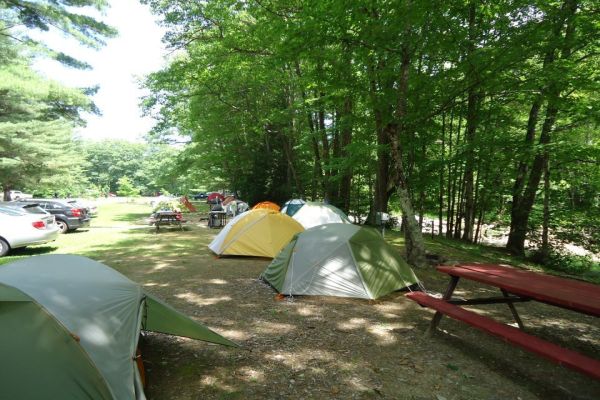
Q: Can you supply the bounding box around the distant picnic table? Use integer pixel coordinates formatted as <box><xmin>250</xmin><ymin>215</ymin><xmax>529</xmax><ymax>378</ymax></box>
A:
<box><xmin>407</xmin><ymin>264</ymin><xmax>600</xmax><ymax>380</ymax></box>
<box><xmin>151</xmin><ymin>211</ymin><xmax>185</xmax><ymax>232</ymax></box>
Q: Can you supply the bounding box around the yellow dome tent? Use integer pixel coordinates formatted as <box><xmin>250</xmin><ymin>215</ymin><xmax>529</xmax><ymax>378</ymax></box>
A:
<box><xmin>208</xmin><ymin>209</ymin><xmax>304</xmax><ymax>257</ymax></box>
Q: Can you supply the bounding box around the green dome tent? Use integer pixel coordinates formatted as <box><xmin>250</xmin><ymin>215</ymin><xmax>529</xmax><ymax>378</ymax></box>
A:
<box><xmin>261</xmin><ymin>224</ymin><xmax>419</xmax><ymax>299</ymax></box>
<box><xmin>0</xmin><ymin>254</ymin><xmax>237</xmax><ymax>400</ymax></box>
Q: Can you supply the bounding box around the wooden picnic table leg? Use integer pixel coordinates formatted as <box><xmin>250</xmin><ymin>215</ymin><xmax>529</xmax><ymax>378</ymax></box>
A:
<box><xmin>427</xmin><ymin>275</ymin><xmax>460</xmax><ymax>335</ymax></box>
<box><xmin>501</xmin><ymin>288</ymin><xmax>525</xmax><ymax>330</ymax></box>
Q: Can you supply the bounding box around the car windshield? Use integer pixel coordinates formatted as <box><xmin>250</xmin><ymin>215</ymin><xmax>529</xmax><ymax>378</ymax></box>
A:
<box><xmin>21</xmin><ymin>204</ymin><xmax>46</xmax><ymax>214</ymax></box>
<box><xmin>0</xmin><ymin>206</ymin><xmax>27</xmax><ymax>216</ymax></box>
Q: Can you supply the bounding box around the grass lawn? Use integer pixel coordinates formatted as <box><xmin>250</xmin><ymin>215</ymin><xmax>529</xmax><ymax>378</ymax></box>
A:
<box><xmin>1</xmin><ymin>201</ymin><xmax>599</xmax><ymax>399</ymax></box>
<box><xmin>0</xmin><ymin>201</ymin><xmax>155</xmax><ymax>266</ymax></box>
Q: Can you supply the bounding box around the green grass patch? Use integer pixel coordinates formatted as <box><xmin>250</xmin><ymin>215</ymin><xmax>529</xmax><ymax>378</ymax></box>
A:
<box><xmin>0</xmin><ymin>201</ymin><xmax>154</xmax><ymax>266</ymax></box>
<box><xmin>385</xmin><ymin>229</ymin><xmax>599</xmax><ymax>284</ymax></box>
<box><xmin>2</xmin><ymin>203</ymin><xmax>598</xmax><ymax>285</ymax></box>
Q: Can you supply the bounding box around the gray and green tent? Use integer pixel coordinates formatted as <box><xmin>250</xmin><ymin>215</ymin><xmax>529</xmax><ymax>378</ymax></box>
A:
<box><xmin>0</xmin><ymin>254</ymin><xmax>237</xmax><ymax>400</ymax></box>
<box><xmin>261</xmin><ymin>224</ymin><xmax>419</xmax><ymax>299</ymax></box>
<box><xmin>289</xmin><ymin>201</ymin><xmax>351</xmax><ymax>229</ymax></box>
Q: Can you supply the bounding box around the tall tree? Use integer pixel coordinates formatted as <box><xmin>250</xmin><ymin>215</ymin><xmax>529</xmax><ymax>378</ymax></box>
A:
<box><xmin>141</xmin><ymin>0</ymin><xmax>600</xmax><ymax>263</ymax></box>
<box><xmin>507</xmin><ymin>0</ymin><xmax>589</xmax><ymax>255</ymax></box>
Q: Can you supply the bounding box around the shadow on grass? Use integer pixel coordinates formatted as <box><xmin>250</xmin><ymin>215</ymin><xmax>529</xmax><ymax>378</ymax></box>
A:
<box><xmin>428</xmin><ymin>318</ymin><xmax>600</xmax><ymax>400</ymax></box>
<box><xmin>0</xmin><ymin>245</ymin><xmax>59</xmax><ymax>266</ymax></box>
<box><xmin>113</xmin><ymin>212</ymin><xmax>152</xmax><ymax>223</ymax></box>
<box><xmin>68</xmin><ymin>229</ymin><xmax>90</xmax><ymax>234</ymax></box>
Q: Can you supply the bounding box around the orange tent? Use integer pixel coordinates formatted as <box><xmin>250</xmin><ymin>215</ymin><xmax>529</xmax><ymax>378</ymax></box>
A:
<box><xmin>252</xmin><ymin>201</ymin><xmax>280</xmax><ymax>211</ymax></box>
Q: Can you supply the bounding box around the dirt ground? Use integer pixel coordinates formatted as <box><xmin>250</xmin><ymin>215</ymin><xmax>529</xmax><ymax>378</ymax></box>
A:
<box><xmin>103</xmin><ymin>221</ymin><xmax>599</xmax><ymax>400</ymax></box>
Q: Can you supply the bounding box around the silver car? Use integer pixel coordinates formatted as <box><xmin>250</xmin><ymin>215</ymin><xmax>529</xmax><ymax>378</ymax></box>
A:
<box><xmin>0</xmin><ymin>206</ymin><xmax>59</xmax><ymax>256</ymax></box>
<box><xmin>1</xmin><ymin>202</ymin><xmax>56</xmax><ymax>227</ymax></box>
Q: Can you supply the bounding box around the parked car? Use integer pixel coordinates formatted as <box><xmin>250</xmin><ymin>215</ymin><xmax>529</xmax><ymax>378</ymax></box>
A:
<box><xmin>0</xmin><ymin>206</ymin><xmax>59</xmax><ymax>256</ymax></box>
<box><xmin>15</xmin><ymin>199</ymin><xmax>91</xmax><ymax>233</ymax></box>
<box><xmin>192</xmin><ymin>192</ymin><xmax>207</xmax><ymax>200</ymax></box>
<box><xmin>1</xmin><ymin>202</ymin><xmax>56</xmax><ymax>228</ymax></box>
<box><xmin>66</xmin><ymin>199</ymin><xmax>98</xmax><ymax>217</ymax></box>
<box><xmin>8</xmin><ymin>190</ymin><xmax>33</xmax><ymax>200</ymax></box>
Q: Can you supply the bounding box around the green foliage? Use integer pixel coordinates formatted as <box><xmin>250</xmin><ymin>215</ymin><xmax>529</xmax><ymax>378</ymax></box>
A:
<box><xmin>116</xmin><ymin>176</ymin><xmax>140</xmax><ymax>197</ymax></box>
<box><xmin>152</xmin><ymin>200</ymin><xmax>181</xmax><ymax>213</ymax></box>
<box><xmin>83</xmin><ymin>139</ymin><xmax>185</xmax><ymax>195</ymax></box>
<box><xmin>541</xmin><ymin>251</ymin><xmax>598</xmax><ymax>275</ymax></box>
<box><xmin>140</xmin><ymin>0</ymin><xmax>599</xmax><ymax>257</ymax></box>
<box><xmin>0</xmin><ymin>1</ymin><xmax>117</xmax><ymax>61</ymax></box>
<box><xmin>0</xmin><ymin>119</ymin><xmax>87</xmax><ymax>197</ymax></box>
<box><xmin>0</xmin><ymin>13</ymin><xmax>114</xmax><ymax>199</ymax></box>
<box><xmin>84</xmin><ymin>140</ymin><xmax>146</xmax><ymax>193</ymax></box>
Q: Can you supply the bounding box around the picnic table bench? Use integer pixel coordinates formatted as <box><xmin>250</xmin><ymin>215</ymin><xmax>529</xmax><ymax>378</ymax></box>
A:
<box><xmin>150</xmin><ymin>211</ymin><xmax>186</xmax><ymax>232</ymax></box>
<box><xmin>406</xmin><ymin>264</ymin><xmax>600</xmax><ymax>380</ymax></box>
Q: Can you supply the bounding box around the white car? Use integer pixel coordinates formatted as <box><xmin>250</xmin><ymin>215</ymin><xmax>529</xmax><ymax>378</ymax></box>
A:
<box><xmin>8</xmin><ymin>190</ymin><xmax>33</xmax><ymax>200</ymax></box>
<box><xmin>0</xmin><ymin>206</ymin><xmax>59</xmax><ymax>256</ymax></box>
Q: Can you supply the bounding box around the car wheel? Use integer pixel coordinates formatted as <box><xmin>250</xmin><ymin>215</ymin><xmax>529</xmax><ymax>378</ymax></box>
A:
<box><xmin>0</xmin><ymin>238</ymin><xmax>10</xmax><ymax>257</ymax></box>
<box><xmin>56</xmin><ymin>220</ymin><xmax>69</xmax><ymax>234</ymax></box>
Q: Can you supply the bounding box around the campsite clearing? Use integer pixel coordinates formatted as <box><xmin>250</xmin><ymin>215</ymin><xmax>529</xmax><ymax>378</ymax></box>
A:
<box><xmin>2</xmin><ymin>200</ymin><xmax>599</xmax><ymax>399</ymax></box>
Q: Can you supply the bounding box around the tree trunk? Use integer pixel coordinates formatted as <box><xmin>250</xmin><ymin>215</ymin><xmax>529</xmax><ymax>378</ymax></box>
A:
<box><xmin>281</xmin><ymin>133</ymin><xmax>303</xmax><ymax>197</ymax></box>
<box><xmin>3</xmin><ymin>184</ymin><xmax>11</xmax><ymax>202</ymax></box>
<box><xmin>438</xmin><ymin>112</ymin><xmax>446</xmax><ymax>236</ymax></box>
<box><xmin>310</xmin><ymin>133</ymin><xmax>323</xmax><ymax>200</ymax></box>
<box><xmin>338</xmin><ymin>95</ymin><xmax>354</xmax><ymax>213</ymax></box>
<box><xmin>293</xmin><ymin>61</ymin><xmax>322</xmax><ymax>199</ymax></box>
<box><xmin>541</xmin><ymin>158</ymin><xmax>551</xmax><ymax>260</ymax></box>
<box><xmin>389</xmin><ymin>41</ymin><xmax>427</xmax><ymax>268</ymax></box>
<box><xmin>507</xmin><ymin>101</ymin><xmax>559</xmax><ymax>254</ymax></box>
<box><xmin>461</xmin><ymin>1</ymin><xmax>480</xmax><ymax>242</ymax></box>
<box><xmin>367</xmin><ymin>59</ymin><xmax>392</xmax><ymax>224</ymax></box>
<box><xmin>507</xmin><ymin>0</ymin><xmax>577</xmax><ymax>255</ymax></box>
<box><xmin>454</xmin><ymin>167</ymin><xmax>466</xmax><ymax>239</ymax></box>
<box><xmin>318</xmin><ymin>92</ymin><xmax>333</xmax><ymax>202</ymax></box>
<box><xmin>447</xmin><ymin>105</ymin><xmax>463</xmax><ymax>238</ymax></box>
<box><xmin>283</xmin><ymin>82</ymin><xmax>304</xmax><ymax>197</ymax></box>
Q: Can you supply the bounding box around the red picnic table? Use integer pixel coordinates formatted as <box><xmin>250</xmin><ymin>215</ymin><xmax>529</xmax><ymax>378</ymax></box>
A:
<box><xmin>151</xmin><ymin>211</ymin><xmax>186</xmax><ymax>232</ymax></box>
<box><xmin>407</xmin><ymin>264</ymin><xmax>600</xmax><ymax>380</ymax></box>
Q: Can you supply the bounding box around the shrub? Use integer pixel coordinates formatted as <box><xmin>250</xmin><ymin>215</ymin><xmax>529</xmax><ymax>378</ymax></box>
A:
<box><xmin>116</xmin><ymin>176</ymin><xmax>140</xmax><ymax>197</ymax></box>
<box><xmin>542</xmin><ymin>251</ymin><xmax>597</xmax><ymax>275</ymax></box>
<box><xmin>152</xmin><ymin>200</ymin><xmax>182</xmax><ymax>213</ymax></box>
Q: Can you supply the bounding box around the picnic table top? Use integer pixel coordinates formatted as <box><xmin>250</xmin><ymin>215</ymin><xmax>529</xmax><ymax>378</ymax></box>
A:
<box><xmin>437</xmin><ymin>264</ymin><xmax>600</xmax><ymax>317</ymax></box>
<box><xmin>155</xmin><ymin>210</ymin><xmax>179</xmax><ymax>216</ymax></box>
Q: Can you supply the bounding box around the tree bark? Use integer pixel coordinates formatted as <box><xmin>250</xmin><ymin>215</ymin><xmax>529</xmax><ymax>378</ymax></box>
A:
<box><xmin>338</xmin><ymin>95</ymin><xmax>354</xmax><ymax>213</ymax></box>
<box><xmin>367</xmin><ymin>59</ymin><xmax>392</xmax><ymax>224</ymax></box>
<box><xmin>507</xmin><ymin>0</ymin><xmax>577</xmax><ymax>255</ymax></box>
<box><xmin>318</xmin><ymin>92</ymin><xmax>333</xmax><ymax>202</ymax></box>
<box><xmin>438</xmin><ymin>112</ymin><xmax>446</xmax><ymax>236</ymax></box>
<box><xmin>388</xmin><ymin>41</ymin><xmax>427</xmax><ymax>268</ymax></box>
<box><xmin>461</xmin><ymin>1</ymin><xmax>480</xmax><ymax>242</ymax></box>
<box><xmin>541</xmin><ymin>159</ymin><xmax>551</xmax><ymax>260</ymax></box>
